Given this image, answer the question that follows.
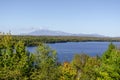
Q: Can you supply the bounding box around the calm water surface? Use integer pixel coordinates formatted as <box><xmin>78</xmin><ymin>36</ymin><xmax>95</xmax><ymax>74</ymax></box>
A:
<box><xmin>27</xmin><ymin>42</ymin><xmax>120</xmax><ymax>62</ymax></box>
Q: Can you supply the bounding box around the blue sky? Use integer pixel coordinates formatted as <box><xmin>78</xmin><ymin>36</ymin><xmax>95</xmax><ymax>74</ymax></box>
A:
<box><xmin>0</xmin><ymin>0</ymin><xmax>120</xmax><ymax>36</ymax></box>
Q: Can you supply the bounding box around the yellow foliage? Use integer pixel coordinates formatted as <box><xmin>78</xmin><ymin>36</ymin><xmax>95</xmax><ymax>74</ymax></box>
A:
<box><xmin>60</xmin><ymin>62</ymin><xmax>77</xmax><ymax>80</ymax></box>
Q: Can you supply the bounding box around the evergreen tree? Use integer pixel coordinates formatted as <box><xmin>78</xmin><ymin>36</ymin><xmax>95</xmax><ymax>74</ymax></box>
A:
<box><xmin>0</xmin><ymin>34</ymin><xmax>34</xmax><ymax>79</ymax></box>
<box><xmin>30</xmin><ymin>43</ymin><xmax>60</xmax><ymax>80</ymax></box>
<box><xmin>96</xmin><ymin>43</ymin><xmax>120</xmax><ymax>80</ymax></box>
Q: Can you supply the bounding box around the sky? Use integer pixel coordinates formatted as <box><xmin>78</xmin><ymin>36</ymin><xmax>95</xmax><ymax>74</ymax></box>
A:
<box><xmin>0</xmin><ymin>0</ymin><xmax>120</xmax><ymax>36</ymax></box>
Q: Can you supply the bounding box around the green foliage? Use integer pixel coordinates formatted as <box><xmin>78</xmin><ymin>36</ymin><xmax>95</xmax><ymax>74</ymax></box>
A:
<box><xmin>72</xmin><ymin>54</ymin><xmax>89</xmax><ymax>71</ymax></box>
<box><xmin>0</xmin><ymin>34</ymin><xmax>31</xmax><ymax>79</ymax></box>
<box><xmin>0</xmin><ymin>34</ymin><xmax>120</xmax><ymax>80</ymax></box>
<box><xmin>71</xmin><ymin>54</ymin><xmax>101</xmax><ymax>80</ymax></box>
<box><xmin>30</xmin><ymin>43</ymin><xmax>60</xmax><ymax>80</ymax></box>
<box><xmin>1</xmin><ymin>35</ymin><xmax>120</xmax><ymax>46</ymax></box>
<box><xmin>102</xmin><ymin>43</ymin><xmax>116</xmax><ymax>62</ymax></box>
<box><xmin>59</xmin><ymin>62</ymin><xmax>77</xmax><ymax>80</ymax></box>
<box><xmin>97</xmin><ymin>43</ymin><xmax>120</xmax><ymax>80</ymax></box>
<box><xmin>71</xmin><ymin>43</ymin><xmax>120</xmax><ymax>80</ymax></box>
<box><xmin>80</xmin><ymin>57</ymin><xmax>101</xmax><ymax>80</ymax></box>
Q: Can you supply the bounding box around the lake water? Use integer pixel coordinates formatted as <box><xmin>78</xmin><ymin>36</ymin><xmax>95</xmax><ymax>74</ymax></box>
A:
<box><xmin>27</xmin><ymin>42</ymin><xmax>120</xmax><ymax>62</ymax></box>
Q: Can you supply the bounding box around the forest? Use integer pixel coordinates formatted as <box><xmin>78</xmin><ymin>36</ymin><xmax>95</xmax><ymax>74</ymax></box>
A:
<box><xmin>0</xmin><ymin>35</ymin><xmax>120</xmax><ymax>46</ymax></box>
<box><xmin>0</xmin><ymin>34</ymin><xmax>120</xmax><ymax>80</ymax></box>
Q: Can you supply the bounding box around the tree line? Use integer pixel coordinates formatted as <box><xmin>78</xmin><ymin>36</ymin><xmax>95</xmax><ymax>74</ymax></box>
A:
<box><xmin>1</xmin><ymin>35</ymin><xmax>120</xmax><ymax>46</ymax></box>
<box><xmin>0</xmin><ymin>34</ymin><xmax>120</xmax><ymax>80</ymax></box>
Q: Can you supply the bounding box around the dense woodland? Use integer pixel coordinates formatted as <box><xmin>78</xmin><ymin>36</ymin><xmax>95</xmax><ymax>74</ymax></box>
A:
<box><xmin>1</xmin><ymin>35</ymin><xmax>120</xmax><ymax>46</ymax></box>
<box><xmin>0</xmin><ymin>34</ymin><xmax>120</xmax><ymax>80</ymax></box>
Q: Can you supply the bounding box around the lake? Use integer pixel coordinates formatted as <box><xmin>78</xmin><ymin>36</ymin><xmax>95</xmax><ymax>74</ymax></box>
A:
<box><xmin>27</xmin><ymin>42</ymin><xmax>120</xmax><ymax>62</ymax></box>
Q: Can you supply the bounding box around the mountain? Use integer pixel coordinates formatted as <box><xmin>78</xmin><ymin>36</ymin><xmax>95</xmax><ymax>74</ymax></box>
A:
<box><xmin>22</xmin><ymin>29</ymin><xmax>105</xmax><ymax>37</ymax></box>
<box><xmin>73</xmin><ymin>33</ymin><xmax>105</xmax><ymax>37</ymax></box>
<box><xmin>22</xmin><ymin>29</ymin><xmax>72</xmax><ymax>36</ymax></box>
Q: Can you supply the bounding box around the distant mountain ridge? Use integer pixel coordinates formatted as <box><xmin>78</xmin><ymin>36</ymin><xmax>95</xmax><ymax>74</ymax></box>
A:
<box><xmin>24</xmin><ymin>29</ymin><xmax>72</xmax><ymax>36</ymax></box>
<box><xmin>21</xmin><ymin>29</ymin><xmax>105</xmax><ymax>37</ymax></box>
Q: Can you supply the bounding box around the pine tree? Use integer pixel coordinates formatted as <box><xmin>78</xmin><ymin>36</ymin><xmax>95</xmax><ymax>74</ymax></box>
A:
<box><xmin>96</xmin><ymin>43</ymin><xmax>120</xmax><ymax>80</ymax></box>
<box><xmin>30</xmin><ymin>43</ymin><xmax>60</xmax><ymax>80</ymax></box>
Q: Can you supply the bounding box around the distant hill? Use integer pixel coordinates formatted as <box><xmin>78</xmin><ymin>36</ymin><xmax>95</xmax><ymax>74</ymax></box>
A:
<box><xmin>21</xmin><ymin>29</ymin><xmax>105</xmax><ymax>37</ymax></box>
<box><xmin>22</xmin><ymin>29</ymin><xmax>72</xmax><ymax>36</ymax></box>
<box><xmin>73</xmin><ymin>33</ymin><xmax>105</xmax><ymax>37</ymax></box>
